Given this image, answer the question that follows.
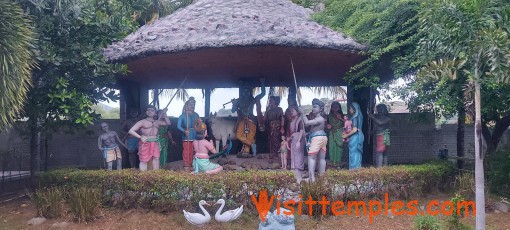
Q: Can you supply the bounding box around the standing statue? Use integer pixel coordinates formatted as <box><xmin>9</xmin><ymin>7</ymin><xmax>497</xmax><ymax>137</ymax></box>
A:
<box><xmin>287</xmin><ymin>106</ymin><xmax>305</xmax><ymax>175</ymax></box>
<box><xmin>178</xmin><ymin>97</ymin><xmax>200</xmax><ymax>172</ymax></box>
<box><xmin>157</xmin><ymin>109</ymin><xmax>176</xmax><ymax>167</ymax></box>
<box><xmin>342</xmin><ymin>102</ymin><xmax>364</xmax><ymax>170</ymax></box>
<box><xmin>98</xmin><ymin>122</ymin><xmax>127</xmax><ymax>170</ymax></box>
<box><xmin>128</xmin><ymin>106</ymin><xmax>171</xmax><ymax>171</ymax></box>
<box><xmin>369</xmin><ymin>104</ymin><xmax>391</xmax><ymax>167</ymax></box>
<box><xmin>231</xmin><ymin>79</ymin><xmax>266</xmax><ymax>158</ymax></box>
<box><xmin>284</xmin><ymin>97</ymin><xmax>298</xmax><ymax>165</ymax></box>
<box><xmin>192</xmin><ymin>118</ymin><xmax>223</xmax><ymax>174</ymax></box>
<box><xmin>264</xmin><ymin>96</ymin><xmax>285</xmax><ymax>159</ymax></box>
<box><xmin>326</xmin><ymin>101</ymin><xmax>345</xmax><ymax>168</ymax></box>
<box><xmin>299</xmin><ymin>99</ymin><xmax>327</xmax><ymax>182</ymax></box>
<box><xmin>278</xmin><ymin>136</ymin><xmax>289</xmax><ymax>169</ymax></box>
<box><xmin>121</xmin><ymin>109</ymin><xmax>141</xmax><ymax>168</ymax></box>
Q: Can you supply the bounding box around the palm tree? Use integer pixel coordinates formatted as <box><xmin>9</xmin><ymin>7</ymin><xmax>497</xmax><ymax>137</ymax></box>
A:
<box><xmin>254</xmin><ymin>86</ymin><xmax>347</xmax><ymax>105</ymax></box>
<box><xmin>418</xmin><ymin>0</ymin><xmax>510</xmax><ymax>228</ymax></box>
<box><xmin>0</xmin><ymin>1</ymin><xmax>36</xmax><ymax>130</ymax></box>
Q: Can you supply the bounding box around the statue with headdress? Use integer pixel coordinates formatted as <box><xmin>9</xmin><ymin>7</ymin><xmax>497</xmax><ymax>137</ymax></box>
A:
<box><xmin>230</xmin><ymin>79</ymin><xmax>266</xmax><ymax>158</ymax></box>
<box><xmin>177</xmin><ymin>97</ymin><xmax>200</xmax><ymax>172</ymax></box>
<box><xmin>298</xmin><ymin>98</ymin><xmax>328</xmax><ymax>182</ymax></box>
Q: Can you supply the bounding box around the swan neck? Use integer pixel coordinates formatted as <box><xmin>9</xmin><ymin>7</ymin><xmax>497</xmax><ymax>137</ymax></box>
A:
<box><xmin>199</xmin><ymin>203</ymin><xmax>210</xmax><ymax>218</ymax></box>
<box><xmin>215</xmin><ymin>201</ymin><xmax>225</xmax><ymax>217</ymax></box>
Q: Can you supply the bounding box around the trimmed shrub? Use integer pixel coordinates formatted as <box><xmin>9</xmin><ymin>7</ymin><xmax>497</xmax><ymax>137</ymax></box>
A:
<box><xmin>300</xmin><ymin>175</ymin><xmax>330</xmax><ymax>219</ymax></box>
<box><xmin>37</xmin><ymin>161</ymin><xmax>454</xmax><ymax>213</ymax></box>
<box><xmin>326</xmin><ymin>161</ymin><xmax>455</xmax><ymax>201</ymax></box>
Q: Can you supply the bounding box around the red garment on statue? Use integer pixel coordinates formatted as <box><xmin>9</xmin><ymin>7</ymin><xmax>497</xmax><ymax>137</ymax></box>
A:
<box><xmin>182</xmin><ymin>141</ymin><xmax>194</xmax><ymax>167</ymax></box>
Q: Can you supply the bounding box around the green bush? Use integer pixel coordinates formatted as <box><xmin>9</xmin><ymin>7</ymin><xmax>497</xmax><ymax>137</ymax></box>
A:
<box><xmin>300</xmin><ymin>176</ymin><xmax>330</xmax><ymax>219</ymax></box>
<box><xmin>29</xmin><ymin>187</ymin><xmax>65</xmax><ymax>218</ymax></box>
<box><xmin>487</xmin><ymin>147</ymin><xmax>510</xmax><ymax>197</ymax></box>
<box><xmin>413</xmin><ymin>215</ymin><xmax>440</xmax><ymax>230</ymax></box>
<box><xmin>326</xmin><ymin>161</ymin><xmax>455</xmax><ymax>201</ymax></box>
<box><xmin>37</xmin><ymin>161</ymin><xmax>454</xmax><ymax>213</ymax></box>
<box><xmin>68</xmin><ymin>187</ymin><xmax>102</xmax><ymax>222</ymax></box>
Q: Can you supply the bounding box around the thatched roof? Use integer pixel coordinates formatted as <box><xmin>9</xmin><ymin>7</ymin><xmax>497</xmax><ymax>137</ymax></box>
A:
<box><xmin>103</xmin><ymin>0</ymin><xmax>365</xmax><ymax>63</ymax></box>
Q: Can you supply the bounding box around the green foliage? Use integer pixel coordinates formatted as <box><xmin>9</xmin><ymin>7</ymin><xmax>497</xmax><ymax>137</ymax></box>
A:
<box><xmin>413</xmin><ymin>215</ymin><xmax>440</xmax><ymax>230</ymax></box>
<box><xmin>291</xmin><ymin>0</ymin><xmax>322</xmax><ymax>9</ymax></box>
<box><xmin>445</xmin><ymin>193</ymin><xmax>471</xmax><ymax>230</ymax></box>
<box><xmin>326</xmin><ymin>161</ymin><xmax>455</xmax><ymax>201</ymax></box>
<box><xmin>10</xmin><ymin>0</ymin><xmax>193</xmax><ymax>130</ymax></box>
<box><xmin>39</xmin><ymin>169</ymin><xmax>295</xmax><ymax>212</ymax></box>
<box><xmin>487</xmin><ymin>147</ymin><xmax>510</xmax><ymax>197</ymax></box>
<box><xmin>300</xmin><ymin>176</ymin><xmax>330</xmax><ymax>219</ymax></box>
<box><xmin>37</xmin><ymin>162</ymin><xmax>454</xmax><ymax>213</ymax></box>
<box><xmin>29</xmin><ymin>187</ymin><xmax>65</xmax><ymax>218</ymax></box>
<box><xmin>453</xmin><ymin>172</ymin><xmax>475</xmax><ymax>200</ymax></box>
<box><xmin>0</xmin><ymin>1</ymin><xmax>36</xmax><ymax>129</ymax></box>
<box><xmin>312</xmin><ymin>0</ymin><xmax>422</xmax><ymax>87</ymax></box>
<box><xmin>68</xmin><ymin>187</ymin><xmax>102</xmax><ymax>223</ymax></box>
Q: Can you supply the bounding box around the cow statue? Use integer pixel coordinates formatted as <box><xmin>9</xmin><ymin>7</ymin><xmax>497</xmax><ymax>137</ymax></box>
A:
<box><xmin>207</xmin><ymin>113</ymin><xmax>238</xmax><ymax>150</ymax></box>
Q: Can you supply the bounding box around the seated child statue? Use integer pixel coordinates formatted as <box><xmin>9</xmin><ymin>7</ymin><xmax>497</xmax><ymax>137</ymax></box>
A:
<box><xmin>192</xmin><ymin>118</ymin><xmax>223</xmax><ymax>174</ymax></box>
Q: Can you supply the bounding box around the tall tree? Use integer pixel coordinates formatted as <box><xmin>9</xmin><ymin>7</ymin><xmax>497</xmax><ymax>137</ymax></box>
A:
<box><xmin>418</xmin><ymin>0</ymin><xmax>510</xmax><ymax>228</ymax></box>
<box><xmin>0</xmin><ymin>1</ymin><xmax>36</xmax><ymax>129</ymax></box>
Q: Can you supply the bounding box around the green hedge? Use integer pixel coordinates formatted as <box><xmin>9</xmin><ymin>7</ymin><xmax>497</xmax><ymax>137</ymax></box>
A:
<box><xmin>326</xmin><ymin>161</ymin><xmax>455</xmax><ymax>201</ymax></box>
<box><xmin>38</xmin><ymin>161</ymin><xmax>454</xmax><ymax>212</ymax></box>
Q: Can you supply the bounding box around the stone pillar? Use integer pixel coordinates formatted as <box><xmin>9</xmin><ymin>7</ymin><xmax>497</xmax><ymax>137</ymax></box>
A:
<box><xmin>204</xmin><ymin>88</ymin><xmax>211</xmax><ymax>116</ymax></box>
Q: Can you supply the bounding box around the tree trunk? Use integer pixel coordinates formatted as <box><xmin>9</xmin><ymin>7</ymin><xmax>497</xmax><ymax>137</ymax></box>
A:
<box><xmin>481</xmin><ymin>116</ymin><xmax>510</xmax><ymax>154</ymax></box>
<box><xmin>481</xmin><ymin>122</ymin><xmax>496</xmax><ymax>154</ymax></box>
<box><xmin>474</xmin><ymin>77</ymin><xmax>485</xmax><ymax>229</ymax></box>
<box><xmin>29</xmin><ymin>118</ymin><xmax>40</xmax><ymax>187</ymax></box>
<box><xmin>457</xmin><ymin>107</ymin><xmax>466</xmax><ymax>169</ymax></box>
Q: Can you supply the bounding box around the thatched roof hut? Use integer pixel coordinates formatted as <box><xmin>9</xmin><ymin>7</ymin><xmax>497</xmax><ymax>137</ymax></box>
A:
<box><xmin>104</xmin><ymin>0</ymin><xmax>366</xmax><ymax>88</ymax></box>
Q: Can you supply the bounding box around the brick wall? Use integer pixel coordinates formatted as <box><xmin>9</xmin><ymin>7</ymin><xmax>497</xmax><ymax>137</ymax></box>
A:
<box><xmin>1</xmin><ymin>114</ymin><xmax>509</xmax><ymax>170</ymax></box>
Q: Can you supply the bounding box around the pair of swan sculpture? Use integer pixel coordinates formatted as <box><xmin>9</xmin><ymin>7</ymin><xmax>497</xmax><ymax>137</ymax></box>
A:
<box><xmin>183</xmin><ymin>199</ymin><xmax>243</xmax><ymax>226</ymax></box>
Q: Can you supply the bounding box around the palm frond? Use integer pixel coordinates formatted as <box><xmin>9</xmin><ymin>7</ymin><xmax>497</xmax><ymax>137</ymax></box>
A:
<box><xmin>417</xmin><ymin>58</ymin><xmax>467</xmax><ymax>81</ymax></box>
<box><xmin>307</xmin><ymin>86</ymin><xmax>347</xmax><ymax>100</ymax></box>
<box><xmin>159</xmin><ymin>88</ymin><xmax>189</xmax><ymax>102</ymax></box>
<box><xmin>0</xmin><ymin>2</ymin><xmax>37</xmax><ymax>129</ymax></box>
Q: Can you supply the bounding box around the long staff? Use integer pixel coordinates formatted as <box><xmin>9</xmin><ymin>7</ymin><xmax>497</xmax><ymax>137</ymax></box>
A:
<box><xmin>291</xmin><ymin>58</ymin><xmax>306</xmax><ymax>143</ymax></box>
<box><xmin>163</xmin><ymin>73</ymin><xmax>190</xmax><ymax>109</ymax></box>
<box><xmin>290</xmin><ymin>58</ymin><xmax>301</xmax><ymax>107</ymax></box>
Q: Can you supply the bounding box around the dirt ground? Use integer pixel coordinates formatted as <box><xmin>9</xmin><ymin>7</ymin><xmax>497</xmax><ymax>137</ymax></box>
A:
<box><xmin>1</xmin><ymin>195</ymin><xmax>509</xmax><ymax>230</ymax></box>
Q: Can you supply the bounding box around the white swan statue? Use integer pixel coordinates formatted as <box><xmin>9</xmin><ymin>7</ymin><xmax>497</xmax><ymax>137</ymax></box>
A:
<box><xmin>214</xmin><ymin>199</ymin><xmax>243</xmax><ymax>222</ymax></box>
<box><xmin>183</xmin><ymin>200</ymin><xmax>211</xmax><ymax>226</ymax></box>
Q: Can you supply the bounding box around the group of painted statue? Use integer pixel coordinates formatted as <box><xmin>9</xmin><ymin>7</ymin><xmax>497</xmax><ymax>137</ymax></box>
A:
<box><xmin>97</xmin><ymin>79</ymin><xmax>392</xmax><ymax>179</ymax></box>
